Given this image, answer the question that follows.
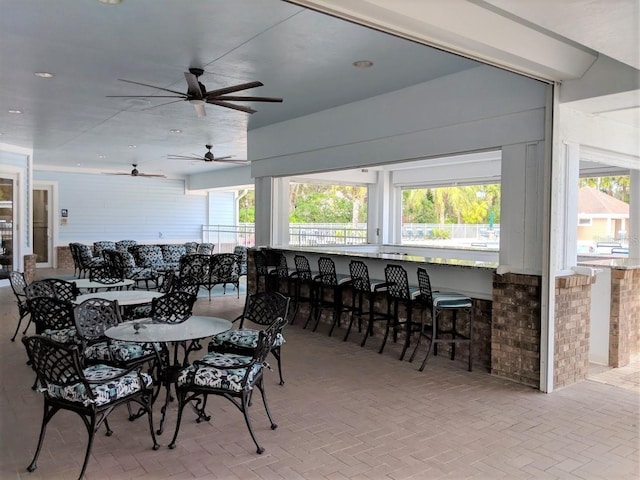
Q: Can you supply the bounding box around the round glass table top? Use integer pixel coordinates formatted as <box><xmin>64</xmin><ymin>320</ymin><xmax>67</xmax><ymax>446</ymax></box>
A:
<box><xmin>105</xmin><ymin>316</ymin><xmax>232</xmax><ymax>343</ymax></box>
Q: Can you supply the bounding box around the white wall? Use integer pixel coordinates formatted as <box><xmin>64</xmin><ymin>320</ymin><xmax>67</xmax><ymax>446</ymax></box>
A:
<box><xmin>33</xmin><ymin>170</ymin><xmax>207</xmax><ymax>245</ymax></box>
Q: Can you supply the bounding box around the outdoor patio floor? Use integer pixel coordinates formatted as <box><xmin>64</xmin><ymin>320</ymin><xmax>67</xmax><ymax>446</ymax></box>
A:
<box><xmin>0</xmin><ymin>269</ymin><xmax>638</xmax><ymax>479</ymax></box>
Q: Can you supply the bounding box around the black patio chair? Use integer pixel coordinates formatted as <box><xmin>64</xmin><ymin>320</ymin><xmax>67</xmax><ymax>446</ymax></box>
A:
<box><xmin>9</xmin><ymin>270</ymin><xmax>31</xmax><ymax>341</ymax></box>
<box><xmin>168</xmin><ymin>317</ymin><xmax>286</xmax><ymax>454</ymax></box>
<box><xmin>22</xmin><ymin>335</ymin><xmax>158</xmax><ymax>480</ymax></box>
<box><xmin>209</xmin><ymin>292</ymin><xmax>290</xmax><ymax>385</ymax></box>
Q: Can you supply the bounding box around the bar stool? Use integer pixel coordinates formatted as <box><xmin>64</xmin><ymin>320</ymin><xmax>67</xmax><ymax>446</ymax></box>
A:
<box><xmin>409</xmin><ymin>267</ymin><xmax>474</xmax><ymax>372</ymax></box>
<box><xmin>308</xmin><ymin>257</ymin><xmax>353</xmax><ymax>336</ymax></box>
<box><xmin>268</xmin><ymin>251</ymin><xmax>294</xmax><ymax>298</ymax></box>
<box><xmin>345</xmin><ymin>260</ymin><xmax>390</xmax><ymax>347</ymax></box>
<box><xmin>290</xmin><ymin>254</ymin><xmax>316</xmax><ymax>325</ymax></box>
<box><xmin>383</xmin><ymin>264</ymin><xmax>423</xmax><ymax>360</ymax></box>
<box><xmin>253</xmin><ymin>250</ymin><xmax>270</xmax><ymax>293</ymax></box>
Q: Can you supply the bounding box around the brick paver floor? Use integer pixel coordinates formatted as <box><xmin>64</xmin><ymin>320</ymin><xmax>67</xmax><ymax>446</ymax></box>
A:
<box><xmin>1</xmin><ymin>270</ymin><xmax>638</xmax><ymax>479</ymax></box>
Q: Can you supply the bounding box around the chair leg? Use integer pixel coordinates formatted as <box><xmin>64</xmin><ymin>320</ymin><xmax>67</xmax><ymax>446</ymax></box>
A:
<box><xmin>257</xmin><ymin>378</ymin><xmax>278</xmax><ymax>431</ymax></box>
<box><xmin>78</xmin><ymin>413</ymin><xmax>98</xmax><ymax>480</ymax></box>
<box><xmin>11</xmin><ymin>313</ymin><xmax>29</xmax><ymax>341</ymax></box>
<box><xmin>168</xmin><ymin>390</ymin><xmax>189</xmax><ymax>449</ymax></box>
<box><xmin>241</xmin><ymin>389</ymin><xmax>265</xmax><ymax>454</ymax></box>
<box><xmin>271</xmin><ymin>348</ymin><xmax>285</xmax><ymax>385</ymax></box>
<box><xmin>27</xmin><ymin>403</ymin><xmax>59</xmax><ymax>473</ymax></box>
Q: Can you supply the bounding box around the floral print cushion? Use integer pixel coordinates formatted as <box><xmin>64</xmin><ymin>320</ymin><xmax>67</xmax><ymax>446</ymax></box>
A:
<box><xmin>93</xmin><ymin>241</ymin><xmax>116</xmax><ymax>257</ymax></box>
<box><xmin>84</xmin><ymin>340</ymin><xmax>159</xmax><ymax>363</ymax></box>
<box><xmin>210</xmin><ymin>328</ymin><xmax>285</xmax><ymax>349</ymax></box>
<box><xmin>161</xmin><ymin>244</ymin><xmax>186</xmax><ymax>263</ymax></box>
<box><xmin>116</xmin><ymin>240</ymin><xmax>137</xmax><ymax>253</ymax></box>
<box><xmin>132</xmin><ymin>245</ymin><xmax>165</xmax><ymax>269</ymax></box>
<box><xmin>41</xmin><ymin>327</ymin><xmax>79</xmax><ymax>344</ymax></box>
<box><xmin>43</xmin><ymin>364</ymin><xmax>153</xmax><ymax>407</ymax></box>
<box><xmin>184</xmin><ymin>242</ymin><xmax>198</xmax><ymax>254</ymax></box>
<box><xmin>177</xmin><ymin>352</ymin><xmax>262</xmax><ymax>393</ymax></box>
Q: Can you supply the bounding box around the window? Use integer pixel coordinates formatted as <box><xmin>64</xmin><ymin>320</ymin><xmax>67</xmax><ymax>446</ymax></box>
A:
<box><xmin>401</xmin><ymin>184</ymin><xmax>501</xmax><ymax>249</ymax></box>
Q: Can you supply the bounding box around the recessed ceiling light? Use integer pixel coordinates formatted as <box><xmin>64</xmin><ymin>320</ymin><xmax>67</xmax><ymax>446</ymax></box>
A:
<box><xmin>98</xmin><ymin>155</ymin><xmax>107</xmax><ymax>159</ymax></box>
<box><xmin>98</xmin><ymin>0</ymin><xmax>123</xmax><ymax>4</ymax></box>
<box><xmin>170</xmin><ymin>129</ymin><xmax>182</xmax><ymax>134</ymax></box>
<box><xmin>8</xmin><ymin>109</ymin><xmax>22</xmax><ymax>114</ymax></box>
<box><xmin>352</xmin><ymin>60</ymin><xmax>374</xmax><ymax>69</ymax></box>
<box><xmin>77</xmin><ymin>163</ymin><xmax>82</xmax><ymax>166</ymax></box>
<box><xmin>34</xmin><ymin>72</ymin><xmax>54</xmax><ymax>78</ymax></box>
<box><xmin>128</xmin><ymin>145</ymin><xmax>137</xmax><ymax>148</ymax></box>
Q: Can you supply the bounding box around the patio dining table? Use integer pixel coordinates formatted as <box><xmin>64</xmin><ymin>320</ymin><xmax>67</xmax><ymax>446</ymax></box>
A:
<box><xmin>105</xmin><ymin>315</ymin><xmax>232</xmax><ymax>435</ymax></box>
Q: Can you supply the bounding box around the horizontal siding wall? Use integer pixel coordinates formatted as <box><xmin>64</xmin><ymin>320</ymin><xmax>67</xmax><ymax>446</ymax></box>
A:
<box><xmin>34</xmin><ymin>171</ymin><xmax>207</xmax><ymax>245</ymax></box>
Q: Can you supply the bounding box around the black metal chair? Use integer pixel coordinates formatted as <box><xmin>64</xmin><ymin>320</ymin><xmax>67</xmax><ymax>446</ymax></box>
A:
<box><xmin>150</xmin><ymin>291</ymin><xmax>197</xmax><ymax>324</ymax></box>
<box><xmin>103</xmin><ymin>248</ymin><xmax>158</xmax><ymax>290</ymax></box>
<box><xmin>345</xmin><ymin>260</ymin><xmax>390</xmax><ymax>346</ymax></box>
<box><xmin>253</xmin><ymin>249</ymin><xmax>271</xmax><ymax>293</ymax></box>
<box><xmin>22</xmin><ymin>335</ymin><xmax>159</xmax><ymax>480</ymax></box>
<box><xmin>307</xmin><ymin>257</ymin><xmax>353</xmax><ymax>336</ymax></box>
<box><xmin>27</xmin><ymin>296</ymin><xmax>78</xmax><ymax>343</ymax></box>
<box><xmin>409</xmin><ymin>267</ymin><xmax>474</xmax><ymax>371</ymax></box>
<box><xmin>9</xmin><ymin>270</ymin><xmax>30</xmax><ymax>341</ymax></box>
<box><xmin>289</xmin><ymin>254</ymin><xmax>316</xmax><ymax>325</ymax></box>
<box><xmin>168</xmin><ymin>317</ymin><xmax>286</xmax><ymax>454</ymax></box>
<box><xmin>208</xmin><ymin>253</ymin><xmax>241</xmax><ymax>299</ymax></box>
<box><xmin>234</xmin><ymin>245</ymin><xmax>248</xmax><ymax>277</ymax></box>
<box><xmin>383</xmin><ymin>264</ymin><xmax>423</xmax><ymax>360</ymax></box>
<box><xmin>209</xmin><ymin>292</ymin><xmax>291</xmax><ymax>385</ymax></box>
<box><xmin>74</xmin><ymin>298</ymin><xmax>159</xmax><ymax>370</ymax></box>
<box><xmin>268</xmin><ymin>251</ymin><xmax>295</xmax><ymax>299</ymax></box>
<box><xmin>178</xmin><ymin>253</ymin><xmax>211</xmax><ymax>297</ymax></box>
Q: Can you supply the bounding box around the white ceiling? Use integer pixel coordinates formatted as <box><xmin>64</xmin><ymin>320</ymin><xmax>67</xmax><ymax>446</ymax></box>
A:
<box><xmin>1</xmin><ymin>0</ymin><xmax>637</xmax><ymax>178</ymax></box>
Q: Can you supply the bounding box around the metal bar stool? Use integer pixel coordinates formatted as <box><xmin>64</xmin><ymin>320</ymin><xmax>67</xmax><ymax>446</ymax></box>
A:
<box><xmin>308</xmin><ymin>257</ymin><xmax>353</xmax><ymax>336</ymax></box>
<box><xmin>290</xmin><ymin>254</ymin><xmax>316</xmax><ymax>325</ymax></box>
<box><xmin>345</xmin><ymin>260</ymin><xmax>390</xmax><ymax>347</ymax></box>
<box><xmin>409</xmin><ymin>267</ymin><xmax>474</xmax><ymax>371</ymax></box>
<box><xmin>383</xmin><ymin>264</ymin><xmax>423</xmax><ymax>360</ymax></box>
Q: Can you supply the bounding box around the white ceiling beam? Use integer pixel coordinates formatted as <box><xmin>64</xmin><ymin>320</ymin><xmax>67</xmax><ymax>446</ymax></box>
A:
<box><xmin>290</xmin><ymin>0</ymin><xmax>597</xmax><ymax>81</ymax></box>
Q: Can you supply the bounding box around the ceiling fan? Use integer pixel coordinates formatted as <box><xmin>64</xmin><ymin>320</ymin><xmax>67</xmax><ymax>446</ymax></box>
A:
<box><xmin>167</xmin><ymin>145</ymin><xmax>248</xmax><ymax>164</ymax></box>
<box><xmin>107</xmin><ymin>67</ymin><xmax>282</xmax><ymax>117</ymax></box>
<box><xmin>105</xmin><ymin>164</ymin><xmax>166</xmax><ymax>178</ymax></box>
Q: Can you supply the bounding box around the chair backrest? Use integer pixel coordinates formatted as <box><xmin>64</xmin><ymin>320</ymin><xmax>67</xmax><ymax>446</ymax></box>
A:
<box><xmin>159</xmin><ymin>268</ymin><xmax>177</xmax><ymax>293</ymax></box>
<box><xmin>22</xmin><ymin>336</ymin><xmax>86</xmax><ymax>397</ymax></box>
<box><xmin>317</xmin><ymin>257</ymin><xmax>338</xmax><ymax>286</ymax></box>
<box><xmin>233</xmin><ymin>246</ymin><xmax>248</xmax><ymax>275</ymax></box>
<box><xmin>178</xmin><ymin>254</ymin><xmax>210</xmax><ymax>282</ymax></box>
<box><xmin>74</xmin><ymin>298</ymin><xmax>122</xmax><ymax>341</ymax></box>
<box><xmin>24</xmin><ymin>280</ymin><xmax>56</xmax><ymax>299</ymax></box>
<box><xmin>253</xmin><ymin>250</ymin><xmax>269</xmax><ymax>276</ymax></box>
<box><xmin>252</xmin><ymin>317</ymin><xmax>288</xmax><ymax>363</ymax></box>
<box><xmin>93</xmin><ymin>241</ymin><xmax>116</xmax><ymax>258</ymax></box>
<box><xmin>46</xmin><ymin>278</ymin><xmax>80</xmax><ymax>302</ymax></box>
<box><xmin>210</xmin><ymin>253</ymin><xmax>240</xmax><ymax>283</ymax></box>
<box><xmin>115</xmin><ymin>239</ymin><xmax>137</xmax><ymax>253</ymax></box>
<box><xmin>96</xmin><ymin>249</ymin><xmax>127</xmax><ymax>282</ymax></box>
<box><xmin>184</xmin><ymin>241</ymin><xmax>198</xmax><ymax>254</ymax></box>
<box><xmin>27</xmin><ymin>296</ymin><xmax>76</xmax><ymax>331</ymax></box>
<box><xmin>384</xmin><ymin>264</ymin><xmax>411</xmax><ymax>300</ymax></box>
<box><xmin>293</xmin><ymin>255</ymin><xmax>312</xmax><ymax>281</ymax></box>
<box><xmin>68</xmin><ymin>243</ymin><xmax>83</xmax><ymax>270</ymax></box>
<box><xmin>416</xmin><ymin>267</ymin><xmax>434</xmax><ymax>305</ymax></box>
<box><xmin>274</xmin><ymin>252</ymin><xmax>290</xmax><ymax>279</ymax></box>
<box><xmin>9</xmin><ymin>270</ymin><xmax>28</xmax><ymax>300</ymax></box>
<box><xmin>196</xmin><ymin>243</ymin><xmax>215</xmax><ymax>255</ymax></box>
<box><xmin>172</xmin><ymin>276</ymin><xmax>201</xmax><ymax>296</ymax></box>
<box><xmin>349</xmin><ymin>260</ymin><xmax>372</xmax><ymax>293</ymax></box>
<box><xmin>238</xmin><ymin>292</ymin><xmax>291</xmax><ymax>328</ymax></box>
<box><xmin>151</xmin><ymin>291</ymin><xmax>196</xmax><ymax>323</ymax></box>
<box><xmin>130</xmin><ymin>245</ymin><xmax>164</xmax><ymax>269</ymax></box>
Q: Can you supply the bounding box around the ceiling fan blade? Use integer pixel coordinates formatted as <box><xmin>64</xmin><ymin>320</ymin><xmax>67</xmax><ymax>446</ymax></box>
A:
<box><xmin>192</xmin><ymin>103</ymin><xmax>207</xmax><ymax>117</ymax></box>
<box><xmin>205</xmin><ymin>81</ymin><xmax>264</xmax><ymax>98</ymax></box>
<box><xmin>139</xmin><ymin>173</ymin><xmax>167</xmax><ymax>178</ymax></box>
<box><xmin>216</xmin><ymin>95</ymin><xmax>283</xmax><ymax>103</ymax></box>
<box><xmin>213</xmin><ymin>155</ymin><xmax>234</xmax><ymax>161</ymax></box>
<box><xmin>116</xmin><ymin>79</ymin><xmax>187</xmax><ymax>96</ymax></box>
<box><xmin>138</xmin><ymin>99</ymin><xmax>186</xmax><ymax>112</ymax></box>
<box><xmin>207</xmin><ymin>100</ymin><xmax>256</xmax><ymax>114</ymax></box>
<box><xmin>184</xmin><ymin>72</ymin><xmax>204</xmax><ymax>98</ymax></box>
<box><xmin>167</xmin><ymin>155</ymin><xmax>202</xmax><ymax>160</ymax></box>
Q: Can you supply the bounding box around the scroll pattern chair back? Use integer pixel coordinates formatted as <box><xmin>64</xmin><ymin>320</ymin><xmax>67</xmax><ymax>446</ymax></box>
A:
<box><xmin>9</xmin><ymin>270</ymin><xmax>31</xmax><ymax>341</ymax></box>
<box><xmin>178</xmin><ymin>254</ymin><xmax>210</xmax><ymax>284</ymax></box>
<box><xmin>253</xmin><ymin>250</ymin><xmax>270</xmax><ymax>293</ymax></box>
<box><xmin>47</xmin><ymin>278</ymin><xmax>80</xmax><ymax>302</ymax></box>
<box><xmin>93</xmin><ymin>241</ymin><xmax>116</xmax><ymax>258</ymax></box>
<box><xmin>74</xmin><ymin>298</ymin><xmax>122</xmax><ymax>341</ymax></box>
<box><xmin>233</xmin><ymin>246</ymin><xmax>248</xmax><ymax>276</ymax></box>
<box><xmin>27</xmin><ymin>296</ymin><xmax>77</xmax><ymax>342</ymax></box>
<box><xmin>169</xmin><ymin>317</ymin><xmax>286</xmax><ymax>454</ymax></box>
<box><xmin>209</xmin><ymin>292</ymin><xmax>290</xmax><ymax>385</ymax></box>
<box><xmin>151</xmin><ymin>291</ymin><xmax>196</xmax><ymax>323</ymax></box>
<box><xmin>24</xmin><ymin>280</ymin><xmax>56</xmax><ymax>300</ymax></box>
<box><xmin>22</xmin><ymin>335</ymin><xmax>158</xmax><ymax>480</ymax></box>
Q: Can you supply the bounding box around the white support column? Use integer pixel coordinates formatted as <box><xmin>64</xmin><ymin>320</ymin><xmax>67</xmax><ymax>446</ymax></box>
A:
<box><xmin>272</xmin><ymin>177</ymin><xmax>290</xmax><ymax>246</ymax></box>
<box><xmin>630</xmin><ymin>169</ymin><xmax>640</xmax><ymax>258</ymax></box>
<box><xmin>374</xmin><ymin>170</ymin><xmax>392</xmax><ymax>244</ymax></box>
<box><xmin>253</xmin><ymin>176</ymin><xmax>273</xmax><ymax>247</ymax></box>
<box><xmin>558</xmin><ymin>142</ymin><xmax>580</xmax><ymax>272</ymax></box>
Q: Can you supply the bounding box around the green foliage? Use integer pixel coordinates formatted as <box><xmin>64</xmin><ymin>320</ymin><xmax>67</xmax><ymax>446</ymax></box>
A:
<box><xmin>431</xmin><ymin>228</ymin><xmax>450</xmax><ymax>239</ymax></box>
<box><xmin>238</xmin><ymin>189</ymin><xmax>255</xmax><ymax>223</ymax></box>
<box><xmin>289</xmin><ymin>184</ymin><xmax>367</xmax><ymax>223</ymax></box>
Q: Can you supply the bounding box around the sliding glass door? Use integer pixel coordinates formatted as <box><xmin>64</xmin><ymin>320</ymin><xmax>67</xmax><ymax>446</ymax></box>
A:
<box><xmin>0</xmin><ymin>177</ymin><xmax>15</xmax><ymax>279</ymax></box>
